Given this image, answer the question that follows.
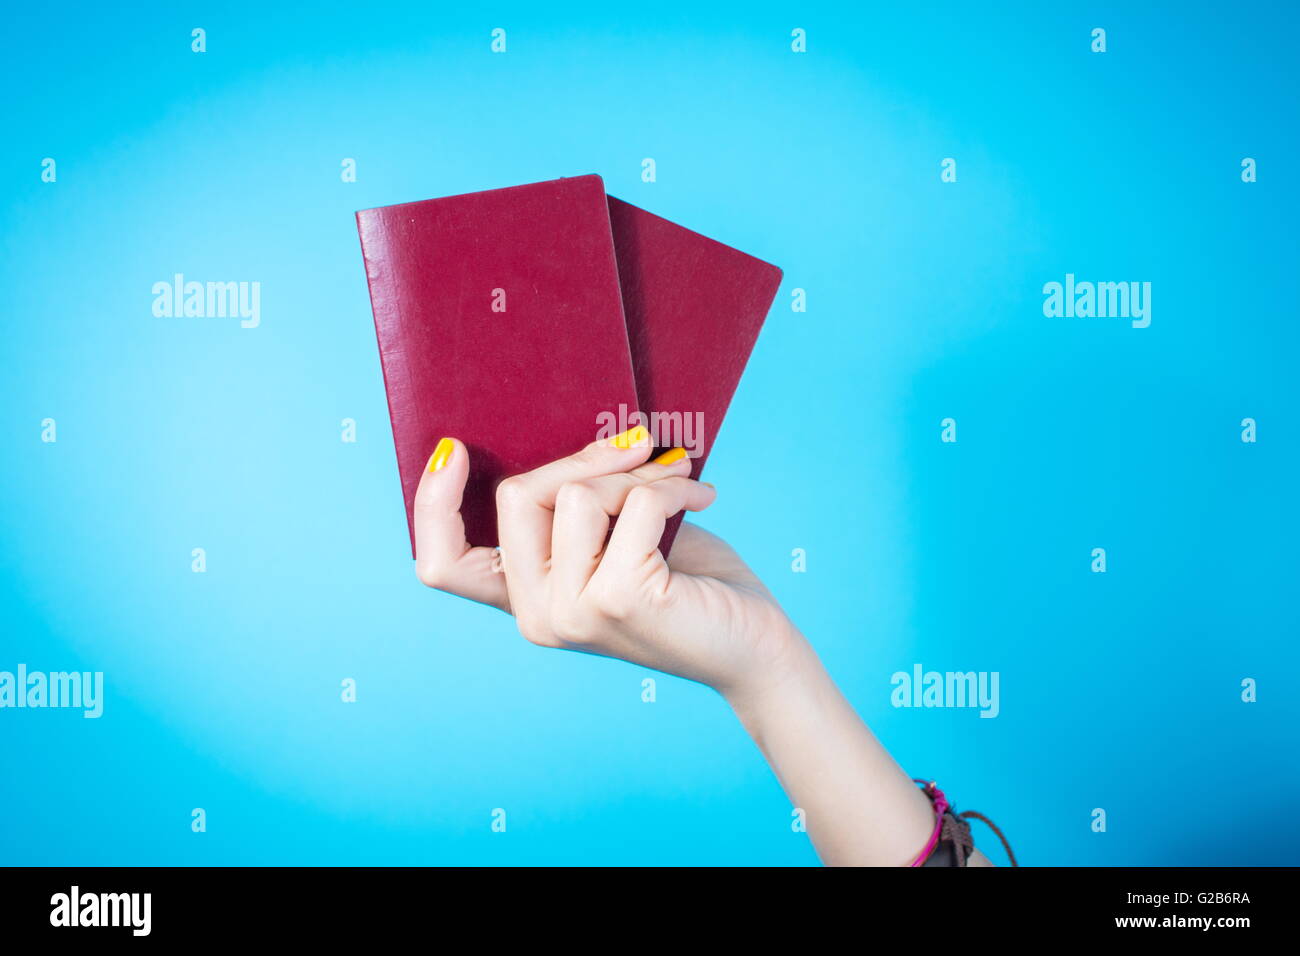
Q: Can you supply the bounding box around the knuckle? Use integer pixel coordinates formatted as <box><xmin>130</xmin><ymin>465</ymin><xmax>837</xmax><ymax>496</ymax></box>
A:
<box><xmin>514</xmin><ymin>614</ymin><xmax>552</xmax><ymax>647</ymax></box>
<box><xmin>588</xmin><ymin>581</ymin><xmax>632</xmax><ymax>623</ymax></box>
<box><xmin>495</xmin><ymin>476</ymin><xmax>528</xmax><ymax>510</ymax></box>
<box><xmin>555</xmin><ymin>480</ymin><xmax>598</xmax><ymax>513</ymax></box>
<box><xmin>550</xmin><ymin>604</ymin><xmax>594</xmax><ymax>645</ymax></box>
<box><xmin>623</xmin><ymin>483</ymin><xmax>661</xmax><ymax>513</ymax></box>
<box><xmin>643</xmin><ymin>576</ymin><xmax>676</xmax><ymax>612</ymax></box>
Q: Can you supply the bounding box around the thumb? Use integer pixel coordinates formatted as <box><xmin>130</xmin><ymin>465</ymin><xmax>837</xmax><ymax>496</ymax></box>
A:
<box><xmin>413</xmin><ymin>437</ymin><xmax>509</xmax><ymax>610</ymax></box>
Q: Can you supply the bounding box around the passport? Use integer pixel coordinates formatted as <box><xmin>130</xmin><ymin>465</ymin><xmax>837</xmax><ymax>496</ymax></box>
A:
<box><xmin>606</xmin><ymin>196</ymin><xmax>782</xmax><ymax>553</ymax></box>
<box><xmin>358</xmin><ymin>176</ymin><xmax>782</xmax><ymax>559</ymax></box>
<box><xmin>357</xmin><ymin>175</ymin><xmax>639</xmax><ymax>553</ymax></box>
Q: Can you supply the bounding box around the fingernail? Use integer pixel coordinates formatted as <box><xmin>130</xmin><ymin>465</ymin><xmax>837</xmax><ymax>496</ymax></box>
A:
<box><xmin>702</xmin><ymin>481</ymin><xmax>716</xmax><ymax>490</ymax></box>
<box><xmin>652</xmin><ymin>447</ymin><xmax>688</xmax><ymax>465</ymax></box>
<box><xmin>427</xmin><ymin>437</ymin><xmax>454</xmax><ymax>473</ymax></box>
<box><xmin>610</xmin><ymin>425</ymin><xmax>650</xmax><ymax>449</ymax></box>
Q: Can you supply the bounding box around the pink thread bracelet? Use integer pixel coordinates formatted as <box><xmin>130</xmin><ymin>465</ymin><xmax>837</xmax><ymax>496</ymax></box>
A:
<box><xmin>909</xmin><ymin>779</ymin><xmax>949</xmax><ymax>867</ymax></box>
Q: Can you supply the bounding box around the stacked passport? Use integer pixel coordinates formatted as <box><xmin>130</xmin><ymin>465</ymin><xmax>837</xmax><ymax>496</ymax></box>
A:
<box><xmin>356</xmin><ymin>175</ymin><xmax>782</xmax><ymax>556</ymax></box>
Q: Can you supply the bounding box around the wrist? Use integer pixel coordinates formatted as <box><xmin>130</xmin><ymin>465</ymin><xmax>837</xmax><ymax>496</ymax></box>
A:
<box><xmin>721</xmin><ymin>624</ymin><xmax>831</xmax><ymax>735</ymax></box>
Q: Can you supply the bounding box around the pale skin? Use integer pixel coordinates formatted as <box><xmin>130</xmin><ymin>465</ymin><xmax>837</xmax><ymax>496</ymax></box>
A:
<box><xmin>413</xmin><ymin>429</ymin><xmax>992</xmax><ymax>867</ymax></box>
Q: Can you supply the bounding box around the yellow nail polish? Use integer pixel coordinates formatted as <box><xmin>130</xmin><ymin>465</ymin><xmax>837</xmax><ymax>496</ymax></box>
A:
<box><xmin>653</xmin><ymin>447</ymin><xmax>688</xmax><ymax>465</ymax></box>
<box><xmin>610</xmin><ymin>425</ymin><xmax>650</xmax><ymax>449</ymax></box>
<box><xmin>427</xmin><ymin>437</ymin><xmax>454</xmax><ymax>473</ymax></box>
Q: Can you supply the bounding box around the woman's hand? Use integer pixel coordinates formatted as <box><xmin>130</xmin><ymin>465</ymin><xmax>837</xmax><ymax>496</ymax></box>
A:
<box><xmin>411</xmin><ymin>427</ymin><xmax>806</xmax><ymax>699</ymax></box>
<box><xmin>410</xmin><ymin>426</ymin><xmax>992</xmax><ymax>866</ymax></box>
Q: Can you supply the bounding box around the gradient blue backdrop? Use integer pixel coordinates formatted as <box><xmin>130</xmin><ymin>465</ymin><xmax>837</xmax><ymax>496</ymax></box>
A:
<box><xmin>3</xmin><ymin>1</ymin><xmax>1296</xmax><ymax>866</ymax></box>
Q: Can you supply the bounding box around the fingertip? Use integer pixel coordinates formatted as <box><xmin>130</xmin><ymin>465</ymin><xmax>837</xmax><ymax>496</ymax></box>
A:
<box><xmin>639</xmin><ymin>449</ymin><xmax>694</xmax><ymax>481</ymax></box>
<box><xmin>416</xmin><ymin>438</ymin><xmax>470</xmax><ymax>507</ymax></box>
<box><xmin>607</xmin><ymin>424</ymin><xmax>652</xmax><ymax>450</ymax></box>
<box><xmin>595</xmin><ymin>426</ymin><xmax>654</xmax><ymax>471</ymax></box>
<box><xmin>425</xmin><ymin>436</ymin><xmax>457</xmax><ymax>475</ymax></box>
<box><xmin>651</xmin><ymin>447</ymin><xmax>688</xmax><ymax>466</ymax></box>
<box><xmin>689</xmin><ymin>480</ymin><xmax>719</xmax><ymax>511</ymax></box>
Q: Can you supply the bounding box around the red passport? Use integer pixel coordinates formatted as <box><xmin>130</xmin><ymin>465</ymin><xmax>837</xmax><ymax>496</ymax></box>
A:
<box><xmin>357</xmin><ymin>175</ymin><xmax>639</xmax><ymax>553</ymax></box>
<box><xmin>605</xmin><ymin>197</ymin><xmax>783</xmax><ymax>554</ymax></box>
<box><xmin>358</xmin><ymin>177</ymin><xmax>782</xmax><ymax>559</ymax></box>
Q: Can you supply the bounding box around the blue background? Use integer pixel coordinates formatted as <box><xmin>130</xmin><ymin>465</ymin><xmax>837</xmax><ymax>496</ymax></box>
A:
<box><xmin>2</xmin><ymin>1</ymin><xmax>1296</xmax><ymax>866</ymax></box>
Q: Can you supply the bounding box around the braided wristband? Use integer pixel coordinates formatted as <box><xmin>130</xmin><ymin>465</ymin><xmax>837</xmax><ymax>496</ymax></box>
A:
<box><xmin>909</xmin><ymin>777</ymin><xmax>1018</xmax><ymax>867</ymax></box>
<box><xmin>909</xmin><ymin>779</ymin><xmax>955</xmax><ymax>867</ymax></box>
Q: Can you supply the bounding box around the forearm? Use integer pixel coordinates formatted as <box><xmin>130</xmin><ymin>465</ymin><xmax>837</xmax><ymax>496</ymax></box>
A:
<box><xmin>726</xmin><ymin>634</ymin><xmax>990</xmax><ymax>866</ymax></box>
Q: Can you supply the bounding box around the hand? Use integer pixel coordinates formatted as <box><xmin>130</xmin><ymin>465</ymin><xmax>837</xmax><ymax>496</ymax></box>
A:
<box><xmin>411</xmin><ymin>430</ymin><xmax>807</xmax><ymax>699</ymax></box>
<box><xmin>412</xmin><ymin>429</ymin><xmax>985</xmax><ymax>866</ymax></box>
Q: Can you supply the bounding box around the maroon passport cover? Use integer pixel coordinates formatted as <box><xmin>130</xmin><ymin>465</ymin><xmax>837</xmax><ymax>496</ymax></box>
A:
<box><xmin>606</xmin><ymin>197</ymin><xmax>783</xmax><ymax>554</ymax></box>
<box><xmin>357</xmin><ymin>175</ymin><xmax>639</xmax><ymax>553</ymax></box>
